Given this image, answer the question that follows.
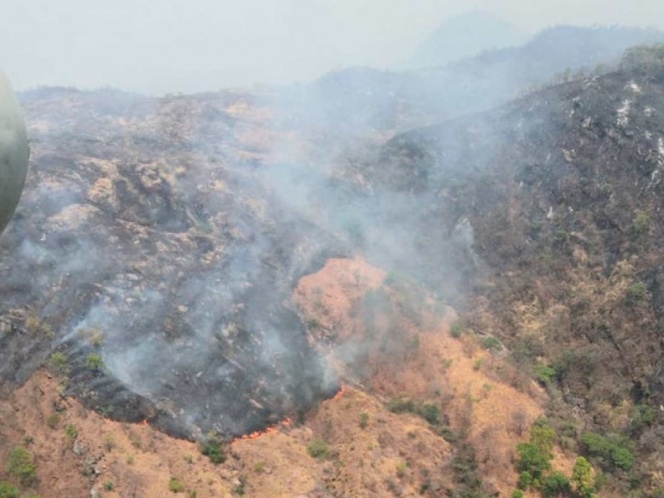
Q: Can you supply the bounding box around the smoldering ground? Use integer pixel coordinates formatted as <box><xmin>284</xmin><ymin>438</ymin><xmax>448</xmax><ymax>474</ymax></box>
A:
<box><xmin>0</xmin><ymin>22</ymin><xmax>663</xmax><ymax>439</ymax></box>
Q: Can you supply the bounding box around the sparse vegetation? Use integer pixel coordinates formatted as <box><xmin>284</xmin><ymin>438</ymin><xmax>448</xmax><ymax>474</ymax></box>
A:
<box><xmin>386</xmin><ymin>396</ymin><xmax>443</xmax><ymax>427</ymax></box>
<box><xmin>85</xmin><ymin>353</ymin><xmax>103</xmax><ymax>371</ymax></box>
<box><xmin>232</xmin><ymin>476</ymin><xmax>246</xmax><ymax>495</ymax></box>
<box><xmin>46</xmin><ymin>413</ymin><xmax>60</xmax><ymax>429</ymax></box>
<box><xmin>65</xmin><ymin>424</ymin><xmax>78</xmax><ymax>440</ymax></box>
<box><xmin>359</xmin><ymin>412</ymin><xmax>369</xmax><ymax>429</ymax></box>
<box><xmin>169</xmin><ymin>476</ymin><xmax>185</xmax><ymax>493</ymax></box>
<box><xmin>48</xmin><ymin>352</ymin><xmax>69</xmax><ymax>376</ymax></box>
<box><xmin>79</xmin><ymin>328</ymin><xmax>104</xmax><ymax>347</ymax></box>
<box><xmin>103</xmin><ymin>433</ymin><xmax>115</xmax><ymax>451</ymax></box>
<box><xmin>630</xmin><ymin>403</ymin><xmax>655</xmax><ymax>433</ymax></box>
<box><xmin>25</xmin><ymin>316</ymin><xmax>53</xmax><ymax>338</ymax></box>
<box><xmin>480</xmin><ymin>336</ymin><xmax>501</xmax><ymax>351</ymax></box>
<box><xmin>199</xmin><ymin>440</ymin><xmax>226</xmax><ymax>464</ymax></box>
<box><xmin>0</xmin><ymin>482</ymin><xmax>19</xmax><ymax>498</ymax></box>
<box><xmin>631</xmin><ymin>211</ymin><xmax>651</xmax><ymax>238</ymax></box>
<box><xmin>6</xmin><ymin>447</ymin><xmax>37</xmax><ymax>486</ymax></box>
<box><xmin>622</xmin><ymin>44</ymin><xmax>664</xmax><ymax>70</ymax></box>
<box><xmin>419</xmin><ymin>403</ymin><xmax>440</xmax><ymax>425</ymax></box>
<box><xmin>625</xmin><ymin>281</ymin><xmax>647</xmax><ymax>305</ymax></box>
<box><xmin>307</xmin><ymin>438</ymin><xmax>329</xmax><ymax>459</ymax></box>
<box><xmin>396</xmin><ymin>461</ymin><xmax>408</xmax><ymax>478</ymax></box>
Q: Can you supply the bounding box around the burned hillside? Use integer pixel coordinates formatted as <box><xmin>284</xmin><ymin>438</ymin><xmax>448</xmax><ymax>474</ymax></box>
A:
<box><xmin>372</xmin><ymin>49</ymin><xmax>664</xmax><ymax>491</ymax></box>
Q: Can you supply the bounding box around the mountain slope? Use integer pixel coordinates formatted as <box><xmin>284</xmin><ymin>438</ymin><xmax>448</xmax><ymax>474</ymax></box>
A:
<box><xmin>373</xmin><ymin>48</ymin><xmax>664</xmax><ymax>494</ymax></box>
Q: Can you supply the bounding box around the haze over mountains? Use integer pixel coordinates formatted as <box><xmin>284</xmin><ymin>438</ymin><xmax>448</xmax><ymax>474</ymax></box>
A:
<box><xmin>4</xmin><ymin>7</ymin><xmax>664</xmax><ymax>498</ymax></box>
<box><xmin>404</xmin><ymin>10</ymin><xmax>528</xmax><ymax>68</ymax></box>
<box><xmin>3</xmin><ymin>3</ymin><xmax>664</xmax><ymax>93</ymax></box>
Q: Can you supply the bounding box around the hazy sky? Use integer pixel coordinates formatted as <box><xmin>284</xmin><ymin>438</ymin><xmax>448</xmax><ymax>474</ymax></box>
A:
<box><xmin>1</xmin><ymin>0</ymin><xmax>662</xmax><ymax>95</ymax></box>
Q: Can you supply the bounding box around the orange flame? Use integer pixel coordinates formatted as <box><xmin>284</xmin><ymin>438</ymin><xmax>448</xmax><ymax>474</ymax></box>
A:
<box><xmin>331</xmin><ymin>384</ymin><xmax>347</xmax><ymax>402</ymax></box>
<box><xmin>231</xmin><ymin>418</ymin><xmax>290</xmax><ymax>444</ymax></box>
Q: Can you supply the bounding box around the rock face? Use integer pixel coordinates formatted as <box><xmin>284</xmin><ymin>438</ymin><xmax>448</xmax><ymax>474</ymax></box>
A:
<box><xmin>0</xmin><ymin>72</ymin><xmax>29</xmax><ymax>236</ymax></box>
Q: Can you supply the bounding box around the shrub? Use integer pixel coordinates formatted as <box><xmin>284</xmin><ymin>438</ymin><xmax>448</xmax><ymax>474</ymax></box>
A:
<box><xmin>46</xmin><ymin>413</ymin><xmax>60</xmax><ymax>429</ymax></box>
<box><xmin>307</xmin><ymin>439</ymin><xmax>329</xmax><ymax>459</ymax></box>
<box><xmin>530</xmin><ymin>420</ymin><xmax>555</xmax><ymax>455</ymax></box>
<box><xmin>625</xmin><ymin>282</ymin><xmax>647</xmax><ymax>305</ymax></box>
<box><xmin>610</xmin><ymin>446</ymin><xmax>634</xmax><ymax>471</ymax></box>
<box><xmin>515</xmin><ymin>420</ymin><xmax>556</xmax><ymax>490</ymax></box>
<box><xmin>533</xmin><ymin>364</ymin><xmax>556</xmax><ymax>386</ymax></box>
<box><xmin>85</xmin><ymin>353</ymin><xmax>103</xmax><ymax>371</ymax></box>
<box><xmin>232</xmin><ymin>475</ymin><xmax>247</xmax><ymax>495</ymax></box>
<box><xmin>480</xmin><ymin>336</ymin><xmax>502</xmax><ymax>351</ymax></box>
<box><xmin>572</xmin><ymin>457</ymin><xmax>596</xmax><ymax>498</ymax></box>
<box><xmin>65</xmin><ymin>424</ymin><xmax>78</xmax><ymax>440</ymax></box>
<box><xmin>6</xmin><ymin>447</ymin><xmax>36</xmax><ymax>486</ymax></box>
<box><xmin>396</xmin><ymin>461</ymin><xmax>408</xmax><ymax>478</ymax></box>
<box><xmin>511</xmin><ymin>491</ymin><xmax>524</xmax><ymax>498</ymax></box>
<box><xmin>630</xmin><ymin>403</ymin><xmax>655</xmax><ymax>432</ymax></box>
<box><xmin>387</xmin><ymin>397</ymin><xmax>415</xmax><ymax>414</ymax></box>
<box><xmin>631</xmin><ymin>211</ymin><xmax>651</xmax><ymax>237</ymax></box>
<box><xmin>103</xmin><ymin>481</ymin><xmax>114</xmax><ymax>491</ymax></box>
<box><xmin>359</xmin><ymin>412</ymin><xmax>369</xmax><ymax>429</ymax></box>
<box><xmin>580</xmin><ymin>432</ymin><xmax>611</xmax><ymax>457</ymax></box>
<box><xmin>580</xmin><ymin>432</ymin><xmax>634</xmax><ymax>471</ymax></box>
<box><xmin>517</xmin><ymin>471</ymin><xmax>533</xmax><ymax>490</ymax></box>
<box><xmin>542</xmin><ymin>472</ymin><xmax>570</xmax><ymax>497</ymax></box>
<box><xmin>49</xmin><ymin>352</ymin><xmax>69</xmax><ymax>376</ymax></box>
<box><xmin>449</xmin><ymin>322</ymin><xmax>463</xmax><ymax>338</ymax></box>
<box><xmin>169</xmin><ymin>477</ymin><xmax>185</xmax><ymax>493</ymax></box>
<box><xmin>199</xmin><ymin>441</ymin><xmax>226</xmax><ymax>464</ymax></box>
<box><xmin>516</xmin><ymin>443</ymin><xmax>551</xmax><ymax>479</ymax></box>
<box><xmin>419</xmin><ymin>403</ymin><xmax>440</xmax><ymax>425</ymax></box>
<box><xmin>0</xmin><ymin>482</ymin><xmax>19</xmax><ymax>498</ymax></box>
<box><xmin>25</xmin><ymin>316</ymin><xmax>40</xmax><ymax>334</ymax></box>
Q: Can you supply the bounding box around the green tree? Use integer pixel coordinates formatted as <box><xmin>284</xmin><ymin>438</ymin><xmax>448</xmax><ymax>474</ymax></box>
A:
<box><xmin>516</xmin><ymin>443</ymin><xmax>551</xmax><ymax>480</ymax></box>
<box><xmin>530</xmin><ymin>421</ymin><xmax>555</xmax><ymax>456</ymax></box>
<box><xmin>571</xmin><ymin>457</ymin><xmax>595</xmax><ymax>497</ymax></box>
<box><xmin>542</xmin><ymin>472</ymin><xmax>570</xmax><ymax>497</ymax></box>
<box><xmin>517</xmin><ymin>471</ymin><xmax>533</xmax><ymax>490</ymax></box>
<box><xmin>610</xmin><ymin>446</ymin><xmax>634</xmax><ymax>471</ymax></box>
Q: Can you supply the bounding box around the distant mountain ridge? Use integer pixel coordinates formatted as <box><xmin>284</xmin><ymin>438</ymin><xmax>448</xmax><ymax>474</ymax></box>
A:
<box><xmin>405</xmin><ymin>10</ymin><xmax>528</xmax><ymax>69</ymax></box>
<box><xmin>303</xmin><ymin>24</ymin><xmax>664</xmax><ymax>133</ymax></box>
